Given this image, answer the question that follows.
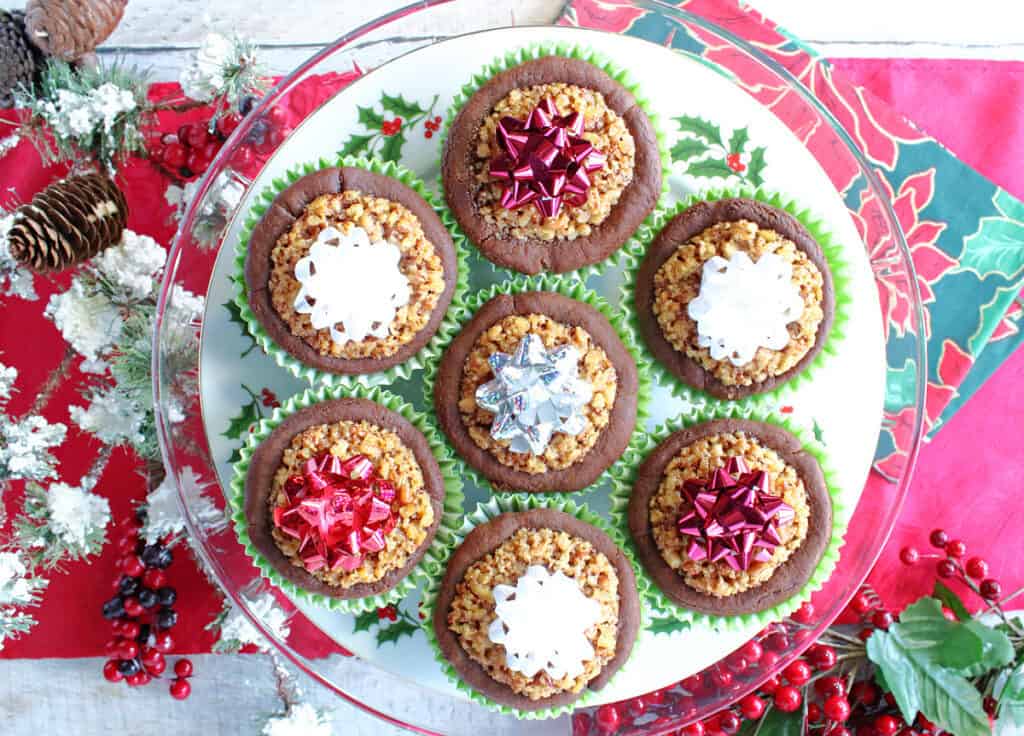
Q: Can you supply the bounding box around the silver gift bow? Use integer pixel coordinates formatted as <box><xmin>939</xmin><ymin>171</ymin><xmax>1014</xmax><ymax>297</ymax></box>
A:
<box><xmin>475</xmin><ymin>333</ymin><xmax>594</xmax><ymax>455</ymax></box>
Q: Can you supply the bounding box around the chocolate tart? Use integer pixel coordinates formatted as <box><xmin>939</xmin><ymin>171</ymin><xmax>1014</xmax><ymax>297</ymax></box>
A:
<box><xmin>434</xmin><ymin>508</ymin><xmax>640</xmax><ymax>711</ymax></box>
<box><xmin>442</xmin><ymin>56</ymin><xmax>662</xmax><ymax>274</ymax></box>
<box><xmin>243</xmin><ymin>397</ymin><xmax>445</xmax><ymax>600</ymax></box>
<box><xmin>628</xmin><ymin>418</ymin><xmax>831</xmax><ymax>616</ymax></box>
<box><xmin>434</xmin><ymin>290</ymin><xmax>638</xmax><ymax>492</ymax></box>
<box><xmin>244</xmin><ymin>165</ymin><xmax>458</xmax><ymax>376</ymax></box>
<box><xmin>635</xmin><ymin>198</ymin><xmax>835</xmax><ymax>400</ymax></box>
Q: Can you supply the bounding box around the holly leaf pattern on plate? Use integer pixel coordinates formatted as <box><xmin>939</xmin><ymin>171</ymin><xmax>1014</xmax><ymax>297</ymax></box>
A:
<box><xmin>353</xmin><ymin>609</ymin><xmax>380</xmax><ymax>634</ymax></box>
<box><xmin>685</xmin><ymin>157</ymin><xmax>735</xmax><ymax>179</ymax></box>
<box><xmin>222</xmin><ymin>395</ymin><xmax>261</xmax><ymax>439</ymax></box>
<box><xmin>747</xmin><ymin>146</ymin><xmax>767</xmax><ymax>186</ymax></box>
<box><xmin>674</xmin><ymin>114</ymin><xmax>724</xmax><ymax>146</ymax></box>
<box><xmin>670</xmin><ymin>137</ymin><xmax>710</xmax><ymax>161</ymax></box>
<box><xmin>357</xmin><ymin>105</ymin><xmax>385</xmax><ymax>128</ymax></box>
<box><xmin>646</xmin><ymin>616</ymin><xmax>690</xmax><ymax>635</ymax></box>
<box><xmin>381</xmin><ymin>93</ymin><xmax>425</xmax><ymax>118</ymax></box>
<box><xmin>339</xmin><ymin>133</ymin><xmax>375</xmax><ymax>158</ymax></box>
<box><xmin>376</xmin><ymin>618</ymin><xmax>418</xmax><ymax>646</ymax></box>
<box><xmin>223</xmin><ymin>298</ymin><xmax>257</xmax><ymax>358</ymax></box>
<box><xmin>728</xmin><ymin>127</ymin><xmax>749</xmax><ymax>154</ymax></box>
<box><xmin>379</xmin><ymin>130</ymin><xmax>406</xmax><ymax>163</ymax></box>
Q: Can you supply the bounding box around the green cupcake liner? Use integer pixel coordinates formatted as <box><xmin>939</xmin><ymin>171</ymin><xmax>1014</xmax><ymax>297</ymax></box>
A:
<box><xmin>420</xmin><ymin>493</ymin><xmax>648</xmax><ymax>720</ymax></box>
<box><xmin>422</xmin><ymin>273</ymin><xmax>652</xmax><ymax>496</ymax></box>
<box><xmin>608</xmin><ymin>403</ymin><xmax>847</xmax><ymax>632</ymax></box>
<box><xmin>438</xmin><ymin>41</ymin><xmax>672</xmax><ymax>282</ymax></box>
<box><xmin>233</xmin><ymin>155</ymin><xmax>470</xmax><ymax>387</ymax></box>
<box><xmin>621</xmin><ymin>185</ymin><xmax>853</xmax><ymax>405</ymax></box>
<box><xmin>229</xmin><ymin>383</ymin><xmax>464</xmax><ymax>614</ymax></box>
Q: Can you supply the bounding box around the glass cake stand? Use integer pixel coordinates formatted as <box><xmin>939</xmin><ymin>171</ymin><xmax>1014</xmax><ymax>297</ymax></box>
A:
<box><xmin>153</xmin><ymin>1</ymin><xmax>927</xmax><ymax>733</ymax></box>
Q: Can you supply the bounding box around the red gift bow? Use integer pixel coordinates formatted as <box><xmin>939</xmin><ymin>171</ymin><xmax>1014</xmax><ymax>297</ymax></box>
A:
<box><xmin>272</xmin><ymin>453</ymin><xmax>397</xmax><ymax>573</ymax></box>
<box><xmin>488</xmin><ymin>96</ymin><xmax>607</xmax><ymax>219</ymax></box>
<box><xmin>677</xmin><ymin>456</ymin><xmax>796</xmax><ymax>571</ymax></box>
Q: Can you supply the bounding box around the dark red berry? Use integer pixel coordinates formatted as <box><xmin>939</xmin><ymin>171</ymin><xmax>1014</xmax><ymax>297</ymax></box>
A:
<box><xmin>809</xmin><ymin>644</ymin><xmax>837</xmax><ymax>670</ymax></box>
<box><xmin>984</xmin><ymin>696</ymin><xmax>997</xmax><ymax>715</ymax></box>
<box><xmin>153</xmin><ymin>631</ymin><xmax>174</xmax><ymax>653</ymax></box>
<box><xmin>434</xmin><ymin>115</ymin><xmax>441</xmax><ymax>123</ymax></box>
<box><xmin>710</xmin><ymin>667</ymin><xmax>733</xmax><ymax>689</ymax></box>
<box><xmin>163</xmin><ymin>142</ymin><xmax>188</xmax><ymax>169</ymax></box>
<box><xmin>123</xmin><ymin>597</ymin><xmax>143</xmax><ymax>617</ymax></box>
<box><xmin>965</xmin><ymin>557</ymin><xmax>989</xmax><ymax>579</ymax></box>
<box><xmin>142</xmin><ymin>569</ymin><xmax>167</xmax><ymax>589</ymax></box>
<box><xmin>791</xmin><ymin>601</ymin><xmax>815</xmax><ymax>623</ymax></box>
<box><xmin>936</xmin><ymin>559</ymin><xmax>957</xmax><ymax>578</ymax></box>
<box><xmin>571</xmin><ymin>712</ymin><xmax>591</xmax><ymax>736</ymax></box>
<box><xmin>117</xmin><ymin>640</ymin><xmax>139</xmax><ymax>661</ymax></box>
<box><xmin>719</xmin><ymin>711</ymin><xmax>740</xmax><ymax>735</ymax></box>
<box><xmin>929</xmin><ymin>529</ymin><xmax>948</xmax><ymax>548</ymax></box>
<box><xmin>122</xmin><ymin>621</ymin><xmax>140</xmax><ymax>640</ymax></box>
<box><xmin>594</xmin><ymin>703</ymin><xmax>621</xmax><ymax>732</ymax></box>
<box><xmin>899</xmin><ymin>546</ymin><xmax>920</xmax><ymax>565</ymax></box>
<box><xmin>424</xmin><ymin>130</ymin><xmax>433</xmax><ymax>139</ymax></box>
<box><xmin>174</xmin><ymin>658</ymin><xmax>193</xmax><ymax>678</ymax></box>
<box><xmin>126</xmin><ymin>672</ymin><xmax>146</xmax><ymax>687</ymax></box>
<box><xmin>815</xmin><ymin>675</ymin><xmax>846</xmax><ymax>698</ymax></box>
<box><xmin>739</xmin><ymin>694</ymin><xmax>765</xmax><ymax>720</ymax></box>
<box><xmin>146</xmin><ymin>656</ymin><xmax>167</xmax><ymax>676</ymax></box>
<box><xmin>726</xmin><ymin>653</ymin><xmax>748</xmax><ymax>672</ymax></box>
<box><xmin>980</xmin><ymin>579</ymin><xmax>1001</xmax><ymax>600</ymax></box>
<box><xmin>103</xmin><ymin>659</ymin><xmax>123</xmax><ymax>682</ymax></box>
<box><xmin>858</xmin><ymin>627</ymin><xmax>874</xmax><ymax>641</ymax></box>
<box><xmin>782</xmin><ymin>659</ymin><xmax>811</xmax><ymax>686</ymax></box>
<box><xmin>945</xmin><ymin>540</ymin><xmax>966</xmax><ymax>558</ymax></box>
<box><xmin>760</xmin><ymin>650</ymin><xmax>779</xmax><ymax>671</ymax></box>
<box><xmin>850</xmin><ymin>591</ymin><xmax>873</xmax><ymax>614</ymax></box>
<box><xmin>807</xmin><ymin>703</ymin><xmax>823</xmax><ymax>722</ymax></box>
<box><xmin>740</xmin><ymin>640</ymin><xmax>763</xmax><ymax>663</ymax></box>
<box><xmin>875</xmin><ymin>715</ymin><xmax>900</xmax><ymax>736</ymax></box>
<box><xmin>872</xmin><ymin>609</ymin><xmax>895</xmax><ymax>630</ymax></box>
<box><xmin>759</xmin><ymin>675</ymin><xmax>780</xmax><ymax>695</ymax></box>
<box><xmin>774</xmin><ymin>685</ymin><xmax>802</xmax><ymax>712</ymax></box>
<box><xmin>763</xmin><ymin>632</ymin><xmax>789</xmax><ymax>651</ymax></box>
<box><xmin>681</xmin><ymin>723</ymin><xmax>704</xmax><ymax>736</ymax></box>
<box><xmin>824</xmin><ymin>695</ymin><xmax>851</xmax><ymax>722</ymax></box>
<box><xmin>122</xmin><ymin>556</ymin><xmax>145</xmax><ymax>577</ymax></box>
<box><xmin>169</xmin><ymin>678</ymin><xmax>191</xmax><ymax>700</ymax></box>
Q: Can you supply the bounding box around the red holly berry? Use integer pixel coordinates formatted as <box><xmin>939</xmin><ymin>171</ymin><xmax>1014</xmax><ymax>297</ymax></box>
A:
<box><xmin>824</xmin><ymin>695</ymin><xmax>851</xmax><ymax>722</ymax></box>
<box><xmin>791</xmin><ymin>601</ymin><xmax>815</xmax><ymax>624</ymax></box>
<box><xmin>872</xmin><ymin>610</ymin><xmax>895</xmax><ymax>630</ymax></box>
<box><xmin>122</xmin><ymin>556</ymin><xmax>145</xmax><ymax>577</ymax></box>
<box><xmin>103</xmin><ymin>659</ymin><xmax>123</xmax><ymax>682</ymax></box>
<box><xmin>594</xmin><ymin>703</ymin><xmax>621</xmax><ymax>732</ymax></box>
<box><xmin>146</xmin><ymin>656</ymin><xmax>167</xmax><ymax>676</ymax></box>
<box><xmin>981</xmin><ymin>578</ymin><xmax>1002</xmax><ymax>600</ymax></box>
<box><xmin>773</xmin><ymin>685</ymin><xmax>802</xmax><ymax>712</ymax></box>
<box><xmin>126</xmin><ymin>672</ymin><xmax>147</xmax><ymax>687</ymax></box>
<box><xmin>571</xmin><ymin>712</ymin><xmax>592</xmax><ymax>736</ymax></box>
<box><xmin>945</xmin><ymin>540</ymin><xmax>966</xmax><ymax>558</ymax></box>
<box><xmin>681</xmin><ymin>723</ymin><xmax>704</xmax><ymax>736</ymax></box>
<box><xmin>874</xmin><ymin>715</ymin><xmax>900</xmax><ymax>736</ymax></box>
<box><xmin>726</xmin><ymin>152</ymin><xmax>746</xmax><ymax>173</ymax></box>
<box><xmin>739</xmin><ymin>694</ymin><xmax>765</xmax><ymax>720</ymax></box>
<box><xmin>719</xmin><ymin>711</ymin><xmax>740</xmax><ymax>735</ymax></box>
<box><xmin>740</xmin><ymin>640</ymin><xmax>763</xmax><ymax>663</ymax></box>
<box><xmin>759</xmin><ymin>675</ymin><xmax>781</xmax><ymax>695</ymax></box>
<box><xmin>808</xmin><ymin>644</ymin><xmax>837</xmax><ymax>670</ymax></box>
<box><xmin>782</xmin><ymin>659</ymin><xmax>812</xmax><ymax>686</ymax></box>
<box><xmin>424</xmin><ymin>130</ymin><xmax>433</xmax><ymax>139</ymax></box>
<box><xmin>174</xmin><ymin>658</ymin><xmax>194</xmax><ymax>678</ymax></box>
<box><xmin>965</xmin><ymin>557</ymin><xmax>989</xmax><ymax>579</ymax></box>
<box><xmin>117</xmin><ymin>639</ymin><xmax>139</xmax><ymax>660</ymax></box>
<box><xmin>858</xmin><ymin>628</ymin><xmax>874</xmax><ymax>641</ymax></box>
<box><xmin>123</xmin><ymin>596</ymin><xmax>144</xmax><ymax>617</ymax></box>
<box><xmin>142</xmin><ymin>568</ymin><xmax>168</xmax><ymax>589</ymax></box>
<box><xmin>899</xmin><ymin>546</ymin><xmax>920</xmax><ymax>565</ymax></box>
<box><xmin>850</xmin><ymin>591</ymin><xmax>873</xmax><ymax>614</ymax></box>
<box><xmin>381</xmin><ymin>118</ymin><xmax>403</xmax><ymax>136</ymax></box>
<box><xmin>936</xmin><ymin>558</ymin><xmax>958</xmax><ymax>578</ymax></box>
<box><xmin>815</xmin><ymin>675</ymin><xmax>846</xmax><ymax>698</ymax></box>
<box><xmin>763</xmin><ymin>631</ymin><xmax>789</xmax><ymax>651</ymax></box>
<box><xmin>711</xmin><ymin>667</ymin><xmax>734</xmax><ymax>689</ymax></box>
<box><xmin>169</xmin><ymin>678</ymin><xmax>192</xmax><ymax>700</ymax></box>
<box><xmin>725</xmin><ymin>652</ymin><xmax>748</xmax><ymax>672</ymax></box>
<box><xmin>153</xmin><ymin>631</ymin><xmax>175</xmax><ymax>653</ymax></box>
<box><xmin>163</xmin><ymin>142</ymin><xmax>188</xmax><ymax>169</ymax></box>
<box><xmin>122</xmin><ymin>621</ymin><xmax>141</xmax><ymax>640</ymax></box>
<box><xmin>434</xmin><ymin>115</ymin><xmax>441</xmax><ymax>123</ymax></box>
<box><xmin>141</xmin><ymin>647</ymin><xmax>164</xmax><ymax>668</ymax></box>
<box><xmin>760</xmin><ymin>650</ymin><xmax>779</xmax><ymax>671</ymax></box>
<box><xmin>217</xmin><ymin>114</ymin><xmax>241</xmax><ymax>138</ymax></box>
<box><xmin>929</xmin><ymin>529</ymin><xmax>948</xmax><ymax>548</ymax></box>
<box><xmin>807</xmin><ymin>703</ymin><xmax>823</xmax><ymax>722</ymax></box>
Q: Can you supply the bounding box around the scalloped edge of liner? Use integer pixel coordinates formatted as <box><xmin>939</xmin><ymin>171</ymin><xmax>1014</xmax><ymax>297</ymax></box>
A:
<box><xmin>607</xmin><ymin>402</ymin><xmax>848</xmax><ymax>633</ymax></box>
<box><xmin>228</xmin><ymin>382</ymin><xmax>464</xmax><ymax>614</ymax></box>
<box><xmin>232</xmin><ymin>154</ymin><xmax>471</xmax><ymax>387</ymax></box>
<box><xmin>422</xmin><ymin>272</ymin><xmax>651</xmax><ymax>497</ymax></box>
<box><xmin>420</xmin><ymin>493</ymin><xmax>649</xmax><ymax>720</ymax></box>
<box><xmin>436</xmin><ymin>40</ymin><xmax>672</xmax><ymax>281</ymax></box>
<box><xmin>621</xmin><ymin>185</ymin><xmax>853</xmax><ymax>406</ymax></box>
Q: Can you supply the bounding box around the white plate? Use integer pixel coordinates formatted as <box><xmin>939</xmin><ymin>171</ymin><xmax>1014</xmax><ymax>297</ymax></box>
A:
<box><xmin>200</xmin><ymin>26</ymin><xmax>885</xmax><ymax>707</ymax></box>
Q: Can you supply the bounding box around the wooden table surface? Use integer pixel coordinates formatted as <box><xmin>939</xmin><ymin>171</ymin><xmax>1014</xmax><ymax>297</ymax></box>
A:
<box><xmin>0</xmin><ymin>1</ymin><xmax>1018</xmax><ymax>734</ymax></box>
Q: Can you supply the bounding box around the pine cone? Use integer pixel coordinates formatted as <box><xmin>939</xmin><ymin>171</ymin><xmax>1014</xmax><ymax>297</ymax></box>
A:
<box><xmin>8</xmin><ymin>173</ymin><xmax>129</xmax><ymax>272</ymax></box>
<box><xmin>0</xmin><ymin>10</ymin><xmax>42</xmax><ymax>107</ymax></box>
<box><xmin>25</xmin><ymin>0</ymin><xmax>127</xmax><ymax>61</ymax></box>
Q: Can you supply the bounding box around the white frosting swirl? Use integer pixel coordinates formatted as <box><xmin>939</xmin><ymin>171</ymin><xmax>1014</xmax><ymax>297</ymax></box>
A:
<box><xmin>292</xmin><ymin>226</ymin><xmax>411</xmax><ymax>346</ymax></box>
<box><xmin>687</xmin><ymin>250</ymin><xmax>804</xmax><ymax>367</ymax></box>
<box><xmin>487</xmin><ymin>565</ymin><xmax>602</xmax><ymax>681</ymax></box>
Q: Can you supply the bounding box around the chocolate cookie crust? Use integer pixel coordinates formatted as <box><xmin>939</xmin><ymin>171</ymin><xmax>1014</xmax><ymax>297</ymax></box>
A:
<box><xmin>442</xmin><ymin>56</ymin><xmax>661</xmax><ymax>274</ymax></box>
<box><xmin>627</xmin><ymin>418</ymin><xmax>832</xmax><ymax>616</ymax></box>
<box><xmin>244</xmin><ymin>398</ymin><xmax>445</xmax><ymax>600</ymax></box>
<box><xmin>433</xmin><ymin>509</ymin><xmax>640</xmax><ymax>711</ymax></box>
<box><xmin>636</xmin><ymin>198</ymin><xmax>835</xmax><ymax>399</ymax></box>
<box><xmin>434</xmin><ymin>291</ymin><xmax>639</xmax><ymax>492</ymax></box>
<box><xmin>244</xmin><ymin>166</ymin><xmax>458</xmax><ymax>375</ymax></box>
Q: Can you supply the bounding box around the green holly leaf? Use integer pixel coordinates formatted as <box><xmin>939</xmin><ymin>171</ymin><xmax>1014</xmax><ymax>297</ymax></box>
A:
<box><xmin>223</xmin><ymin>299</ymin><xmax>257</xmax><ymax>357</ymax></box>
<box><xmin>339</xmin><ymin>133</ymin><xmax>375</xmax><ymax>158</ymax></box>
<box><xmin>227</xmin><ymin>446</ymin><xmax>242</xmax><ymax>465</ymax></box>
<box><xmin>376</xmin><ymin>618</ymin><xmax>417</xmax><ymax>646</ymax></box>
<box><xmin>746</xmin><ymin>146</ymin><xmax>767</xmax><ymax>187</ymax></box>
<box><xmin>866</xmin><ymin>597</ymin><xmax>990</xmax><ymax>736</ymax></box>
<box><xmin>380</xmin><ymin>93</ymin><xmax>425</xmax><ymax>118</ymax></box>
<box><xmin>727</xmin><ymin>127</ymin><xmax>749</xmax><ymax>154</ymax></box>
<box><xmin>670</xmin><ymin>137</ymin><xmax>710</xmax><ymax>162</ymax></box>
<box><xmin>932</xmin><ymin>580</ymin><xmax>971</xmax><ymax>622</ymax></box>
<box><xmin>685</xmin><ymin>157</ymin><xmax>735</xmax><ymax>180</ymax></box>
<box><xmin>812</xmin><ymin>420</ymin><xmax>826</xmax><ymax>445</ymax></box>
<box><xmin>352</xmin><ymin>609</ymin><xmax>379</xmax><ymax>634</ymax></box>
<box><xmin>222</xmin><ymin>399</ymin><xmax>260</xmax><ymax>440</ymax></box>
<box><xmin>940</xmin><ymin>620</ymin><xmax>1014</xmax><ymax>677</ymax></box>
<box><xmin>357</xmin><ymin>105</ymin><xmax>384</xmax><ymax>129</ymax></box>
<box><xmin>646</xmin><ymin>616</ymin><xmax>690</xmax><ymax>635</ymax></box>
<box><xmin>379</xmin><ymin>130</ymin><xmax>405</xmax><ymax>163</ymax></box>
<box><xmin>756</xmin><ymin>706</ymin><xmax>804</xmax><ymax>736</ymax></box>
<box><xmin>673</xmin><ymin>115</ymin><xmax>723</xmax><ymax>146</ymax></box>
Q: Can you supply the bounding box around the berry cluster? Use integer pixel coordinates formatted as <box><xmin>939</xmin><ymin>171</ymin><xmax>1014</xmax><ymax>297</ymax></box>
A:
<box><xmin>149</xmin><ymin>116</ymin><xmax>241</xmax><ymax>182</ymax></box>
<box><xmin>100</xmin><ymin>509</ymin><xmax>192</xmax><ymax>700</ymax></box>
<box><xmin>901</xmin><ymin>528</ymin><xmax>1001</xmax><ymax>602</ymax></box>
<box><xmin>381</xmin><ymin>117</ymin><xmax>403</xmax><ymax>136</ymax></box>
<box><xmin>423</xmin><ymin>115</ymin><xmax>443</xmax><ymax>139</ymax></box>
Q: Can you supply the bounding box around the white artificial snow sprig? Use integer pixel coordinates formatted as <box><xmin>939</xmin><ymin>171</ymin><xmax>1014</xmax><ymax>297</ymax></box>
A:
<box><xmin>142</xmin><ymin>466</ymin><xmax>226</xmax><ymax>544</ymax></box>
<box><xmin>91</xmin><ymin>230</ymin><xmax>167</xmax><ymax>302</ymax></box>
<box><xmin>262</xmin><ymin>703</ymin><xmax>332</xmax><ymax>736</ymax></box>
<box><xmin>46</xmin><ymin>482</ymin><xmax>111</xmax><ymax>552</ymax></box>
<box><xmin>210</xmin><ymin>593</ymin><xmax>292</xmax><ymax>654</ymax></box>
<box><xmin>0</xmin><ymin>214</ymin><xmax>37</xmax><ymax>302</ymax></box>
<box><xmin>0</xmin><ymin>414</ymin><xmax>67</xmax><ymax>483</ymax></box>
<box><xmin>179</xmin><ymin>32</ymin><xmax>266</xmax><ymax>112</ymax></box>
<box><xmin>0</xmin><ymin>552</ymin><xmax>46</xmax><ymax>607</ymax></box>
<box><xmin>45</xmin><ymin>278</ymin><xmax>124</xmax><ymax>373</ymax></box>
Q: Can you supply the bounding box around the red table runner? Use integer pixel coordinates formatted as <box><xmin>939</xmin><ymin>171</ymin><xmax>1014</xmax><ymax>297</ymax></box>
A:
<box><xmin>1</xmin><ymin>58</ymin><xmax>1021</xmax><ymax>659</ymax></box>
